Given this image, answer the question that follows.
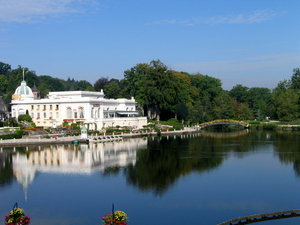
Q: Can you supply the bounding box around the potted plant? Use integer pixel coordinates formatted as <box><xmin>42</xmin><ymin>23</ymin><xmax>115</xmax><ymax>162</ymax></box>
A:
<box><xmin>102</xmin><ymin>211</ymin><xmax>128</xmax><ymax>225</ymax></box>
<box><xmin>5</xmin><ymin>206</ymin><xmax>30</xmax><ymax>225</ymax></box>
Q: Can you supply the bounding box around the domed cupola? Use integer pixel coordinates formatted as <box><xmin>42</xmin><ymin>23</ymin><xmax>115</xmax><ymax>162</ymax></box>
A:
<box><xmin>13</xmin><ymin>80</ymin><xmax>35</xmax><ymax>100</ymax></box>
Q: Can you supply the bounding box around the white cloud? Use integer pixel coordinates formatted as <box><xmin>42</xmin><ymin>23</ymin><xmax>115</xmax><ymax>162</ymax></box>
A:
<box><xmin>149</xmin><ymin>9</ymin><xmax>284</xmax><ymax>26</ymax></box>
<box><xmin>0</xmin><ymin>0</ymin><xmax>97</xmax><ymax>23</ymax></box>
<box><xmin>203</xmin><ymin>9</ymin><xmax>284</xmax><ymax>25</ymax></box>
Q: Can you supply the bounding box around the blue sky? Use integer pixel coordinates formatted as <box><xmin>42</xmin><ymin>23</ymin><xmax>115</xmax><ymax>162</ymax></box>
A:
<box><xmin>0</xmin><ymin>0</ymin><xmax>299</xmax><ymax>90</ymax></box>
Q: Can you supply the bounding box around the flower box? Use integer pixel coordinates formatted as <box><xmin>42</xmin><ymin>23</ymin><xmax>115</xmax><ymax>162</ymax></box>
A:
<box><xmin>36</xmin><ymin>117</ymin><xmax>40</xmax><ymax>119</ymax></box>
<box><xmin>49</xmin><ymin>117</ymin><xmax>52</xmax><ymax>119</ymax></box>
<box><xmin>63</xmin><ymin>119</ymin><xmax>73</xmax><ymax>122</ymax></box>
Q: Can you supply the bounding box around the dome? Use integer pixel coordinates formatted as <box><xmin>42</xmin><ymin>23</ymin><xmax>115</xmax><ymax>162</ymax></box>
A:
<box><xmin>14</xmin><ymin>80</ymin><xmax>34</xmax><ymax>100</ymax></box>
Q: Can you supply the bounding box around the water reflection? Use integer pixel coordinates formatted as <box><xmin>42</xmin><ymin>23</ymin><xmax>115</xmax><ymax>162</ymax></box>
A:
<box><xmin>0</xmin><ymin>138</ymin><xmax>147</xmax><ymax>199</ymax></box>
<box><xmin>1</xmin><ymin>130</ymin><xmax>300</xmax><ymax>199</ymax></box>
<box><xmin>273</xmin><ymin>131</ymin><xmax>300</xmax><ymax>177</ymax></box>
<box><xmin>0</xmin><ymin>151</ymin><xmax>13</xmax><ymax>187</ymax></box>
<box><xmin>200</xmin><ymin>129</ymin><xmax>249</xmax><ymax>138</ymax></box>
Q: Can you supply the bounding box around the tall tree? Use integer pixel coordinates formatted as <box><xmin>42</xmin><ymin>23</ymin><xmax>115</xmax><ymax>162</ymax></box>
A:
<box><xmin>190</xmin><ymin>73</ymin><xmax>222</xmax><ymax>101</ymax></box>
<box><xmin>291</xmin><ymin>68</ymin><xmax>300</xmax><ymax>90</ymax></box>
<box><xmin>0</xmin><ymin>62</ymin><xmax>11</xmax><ymax>79</ymax></box>
<box><xmin>212</xmin><ymin>91</ymin><xmax>235</xmax><ymax>119</ymax></box>
<box><xmin>229</xmin><ymin>84</ymin><xmax>249</xmax><ymax>103</ymax></box>
<box><xmin>94</xmin><ymin>77</ymin><xmax>110</xmax><ymax>92</ymax></box>
<box><xmin>104</xmin><ymin>82</ymin><xmax>122</xmax><ymax>99</ymax></box>
<box><xmin>0</xmin><ymin>75</ymin><xmax>8</xmax><ymax>95</ymax></box>
<box><xmin>276</xmin><ymin>89</ymin><xmax>299</xmax><ymax>121</ymax></box>
<box><xmin>143</xmin><ymin>60</ymin><xmax>179</xmax><ymax>120</ymax></box>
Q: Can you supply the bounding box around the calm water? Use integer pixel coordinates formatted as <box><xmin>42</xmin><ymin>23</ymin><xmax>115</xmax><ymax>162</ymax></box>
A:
<box><xmin>1</xmin><ymin>130</ymin><xmax>300</xmax><ymax>225</ymax></box>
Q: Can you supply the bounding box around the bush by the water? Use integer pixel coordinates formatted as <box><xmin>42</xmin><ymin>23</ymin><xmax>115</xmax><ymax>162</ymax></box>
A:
<box><xmin>249</xmin><ymin>121</ymin><xmax>261</xmax><ymax>125</ymax></box>
<box><xmin>0</xmin><ymin>130</ymin><xmax>24</xmax><ymax>140</ymax></box>
<box><xmin>262</xmin><ymin>123</ymin><xmax>278</xmax><ymax>129</ymax></box>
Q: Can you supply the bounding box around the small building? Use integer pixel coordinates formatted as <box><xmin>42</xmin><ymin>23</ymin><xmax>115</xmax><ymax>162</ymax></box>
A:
<box><xmin>11</xmin><ymin>79</ymin><xmax>147</xmax><ymax>129</ymax></box>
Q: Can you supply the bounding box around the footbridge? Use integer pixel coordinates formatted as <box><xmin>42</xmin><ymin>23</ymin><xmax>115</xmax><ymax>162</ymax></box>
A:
<box><xmin>199</xmin><ymin>120</ymin><xmax>249</xmax><ymax>129</ymax></box>
<box><xmin>217</xmin><ymin>209</ymin><xmax>300</xmax><ymax>225</ymax></box>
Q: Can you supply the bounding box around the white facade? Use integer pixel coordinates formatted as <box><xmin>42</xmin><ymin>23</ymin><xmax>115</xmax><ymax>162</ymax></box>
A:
<box><xmin>11</xmin><ymin>81</ymin><xmax>147</xmax><ymax>129</ymax></box>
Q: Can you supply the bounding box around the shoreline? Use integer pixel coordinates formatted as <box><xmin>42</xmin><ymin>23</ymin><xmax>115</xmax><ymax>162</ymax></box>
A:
<box><xmin>2</xmin><ymin>124</ymin><xmax>298</xmax><ymax>148</ymax></box>
<box><xmin>0</xmin><ymin>128</ymin><xmax>201</xmax><ymax>147</ymax></box>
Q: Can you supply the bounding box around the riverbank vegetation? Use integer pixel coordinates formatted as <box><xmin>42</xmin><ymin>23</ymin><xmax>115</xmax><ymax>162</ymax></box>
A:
<box><xmin>1</xmin><ymin>61</ymin><xmax>299</xmax><ymax>124</ymax></box>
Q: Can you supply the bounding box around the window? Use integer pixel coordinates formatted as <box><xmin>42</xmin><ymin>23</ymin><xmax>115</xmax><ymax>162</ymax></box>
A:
<box><xmin>56</xmin><ymin>105</ymin><xmax>59</xmax><ymax>110</ymax></box>
<box><xmin>79</xmin><ymin>107</ymin><xmax>84</xmax><ymax>118</ymax></box>
<box><xmin>109</xmin><ymin>113</ymin><xmax>115</xmax><ymax>118</ymax></box>
<box><xmin>56</xmin><ymin>112</ymin><xmax>59</xmax><ymax>118</ymax></box>
<box><xmin>44</xmin><ymin>113</ymin><xmax>46</xmax><ymax>118</ymax></box>
<box><xmin>37</xmin><ymin>113</ymin><xmax>40</xmax><ymax>118</ymax></box>
<box><xmin>37</xmin><ymin>105</ymin><xmax>40</xmax><ymax>110</ymax></box>
<box><xmin>104</xmin><ymin>113</ymin><xmax>108</xmax><ymax>118</ymax></box>
<box><xmin>43</xmin><ymin>105</ymin><xmax>46</xmax><ymax>110</ymax></box>
<box><xmin>91</xmin><ymin>108</ymin><xmax>94</xmax><ymax>118</ymax></box>
<box><xmin>67</xmin><ymin>108</ymin><xmax>72</xmax><ymax>118</ymax></box>
<box><xmin>31</xmin><ymin>105</ymin><xmax>34</xmax><ymax>110</ymax></box>
<box><xmin>31</xmin><ymin>113</ymin><xmax>34</xmax><ymax>118</ymax></box>
<box><xmin>50</xmin><ymin>105</ymin><xmax>52</xmax><ymax>110</ymax></box>
<box><xmin>74</xmin><ymin>112</ymin><xmax>77</xmax><ymax>119</ymax></box>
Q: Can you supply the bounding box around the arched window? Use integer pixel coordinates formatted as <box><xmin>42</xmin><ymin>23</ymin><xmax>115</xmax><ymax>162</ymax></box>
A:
<box><xmin>67</xmin><ymin>108</ymin><xmax>72</xmax><ymax>118</ymax></box>
<box><xmin>79</xmin><ymin>107</ymin><xmax>84</xmax><ymax>118</ymax></box>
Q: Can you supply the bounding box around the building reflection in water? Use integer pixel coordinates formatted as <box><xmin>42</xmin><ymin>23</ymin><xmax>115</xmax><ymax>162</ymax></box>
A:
<box><xmin>10</xmin><ymin>138</ymin><xmax>147</xmax><ymax>200</ymax></box>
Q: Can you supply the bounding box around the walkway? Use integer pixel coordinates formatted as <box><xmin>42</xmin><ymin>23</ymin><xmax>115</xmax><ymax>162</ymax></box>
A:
<box><xmin>0</xmin><ymin>127</ymin><xmax>201</xmax><ymax>147</ymax></box>
<box><xmin>218</xmin><ymin>209</ymin><xmax>300</xmax><ymax>225</ymax></box>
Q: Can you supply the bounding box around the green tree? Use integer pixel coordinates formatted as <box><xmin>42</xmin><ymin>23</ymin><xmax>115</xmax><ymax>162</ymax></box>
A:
<box><xmin>234</xmin><ymin>102</ymin><xmax>253</xmax><ymax>120</ymax></box>
<box><xmin>212</xmin><ymin>91</ymin><xmax>235</xmax><ymax>120</ymax></box>
<box><xmin>190</xmin><ymin>73</ymin><xmax>222</xmax><ymax>101</ymax></box>
<box><xmin>143</xmin><ymin>60</ymin><xmax>179</xmax><ymax>120</ymax></box>
<box><xmin>194</xmin><ymin>101</ymin><xmax>204</xmax><ymax>123</ymax></box>
<box><xmin>291</xmin><ymin>68</ymin><xmax>300</xmax><ymax>90</ymax></box>
<box><xmin>202</xmin><ymin>96</ymin><xmax>213</xmax><ymax>122</ymax></box>
<box><xmin>0</xmin><ymin>75</ymin><xmax>8</xmax><ymax>95</ymax></box>
<box><xmin>0</xmin><ymin>62</ymin><xmax>11</xmax><ymax>79</ymax></box>
<box><xmin>104</xmin><ymin>82</ymin><xmax>122</xmax><ymax>99</ymax></box>
<box><xmin>38</xmin><ymin>75</ymin><xmax>65</xmax><ymax>98</ymax></box>
<box><xmin>229</xmin><ymin>84</ymin><xmax>249</xmax><ymax>103</ymax></box>
<box><xmin>85</xmin><ymin>86</ymin><xmax>95</xmax><ymax>91</ymax></box>
<box><xmin>94</xmin><ymin>77</ymin><xmax>110</xmax><ymax>92</ymax></box>
<box><xmin>77</xmin><ymin>80</ymin><xmax>93</xmax><ymax>91</ymax></box>
<box><xmin>247</xmin><ymin>87</ymin><xmax>271</xmax><ymax>117</ymax></box>
<box><xmin>275</xmin><ymin>89</ymin><xmax>299</xmax><ymax>121</ymax></box>
<box><xmin>176</xmin><ymin>102</ymin><xmax>188</xmax><ymax>123</ymax></box>
<box><xmin>122</xmin><ymin>63</ymin><xmax>149</xmax><ymax>101</ymax></box>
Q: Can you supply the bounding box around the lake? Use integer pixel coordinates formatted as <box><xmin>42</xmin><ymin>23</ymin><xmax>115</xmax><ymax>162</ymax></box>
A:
<box><xmin>1</xmin><ymin>129</ymin><xmax>300</xmax><ymax>225</ymax></box>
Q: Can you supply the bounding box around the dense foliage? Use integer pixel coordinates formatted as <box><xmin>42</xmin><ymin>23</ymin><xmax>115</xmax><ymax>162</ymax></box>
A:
<box><xmin>0</xmin><ymin>61</ymin><xmax>299</xmax><ymax>122</ymax></box>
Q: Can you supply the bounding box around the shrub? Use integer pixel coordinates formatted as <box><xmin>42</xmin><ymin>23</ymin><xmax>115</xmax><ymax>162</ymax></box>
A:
<box><xmin>262</xmin><ymin>123</ymin><xmax>278</xmax><ymax>130</ymax></box>
<box><xmin>249</xmin><ymin>121</ymin><xmax>261</xmax><ymax>124</ymax></box>
<box><xmin>18</xmin><ymin>114</ymin><xmax>32</xmax><ymax>122</ymax></box>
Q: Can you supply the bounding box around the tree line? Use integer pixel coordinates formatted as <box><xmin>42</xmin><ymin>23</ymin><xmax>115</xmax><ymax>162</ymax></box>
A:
<box><xmin>0</xmin><ymin>61</ymin><xmax>299</xmax><ymax>123</ymax></box>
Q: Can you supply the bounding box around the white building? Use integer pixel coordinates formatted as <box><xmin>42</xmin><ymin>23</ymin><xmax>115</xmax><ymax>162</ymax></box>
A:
<box><xmin>11</xmin><ymin>80</ymin><xmax>147</xmax><ymax>129</ymax></box>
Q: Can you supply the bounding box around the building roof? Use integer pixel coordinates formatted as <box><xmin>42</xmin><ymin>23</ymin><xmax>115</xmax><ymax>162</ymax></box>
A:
<box><xmin>14</xmin><ymin>81</ymin><xmax>34</xmax><ymax>100</ymax></box>
<box><xmin>32</xmin><ymin>82</ymin><xmax>38</xmax><ymax>92</ymax></box>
